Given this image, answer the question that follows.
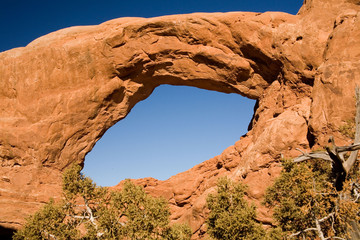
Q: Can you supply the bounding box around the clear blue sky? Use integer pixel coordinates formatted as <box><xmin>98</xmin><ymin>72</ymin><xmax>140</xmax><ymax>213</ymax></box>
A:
<box><xmin>1</xmin><ymin>0</ymin><xmax>303</xmax><ymax>186</ymax></box>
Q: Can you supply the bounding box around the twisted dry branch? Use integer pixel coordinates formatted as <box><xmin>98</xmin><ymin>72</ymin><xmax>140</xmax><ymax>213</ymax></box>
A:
<box><xmin>294</xmin><ymin>86</ymin><xmax>360</xmax><ymax>179</ymax></box>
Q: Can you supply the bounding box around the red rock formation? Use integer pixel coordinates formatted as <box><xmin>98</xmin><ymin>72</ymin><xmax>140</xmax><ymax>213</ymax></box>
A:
<box><xmin>0</xmin><ymin>0</ymin><xmax>359</xmax><ymax>237</ymax></box>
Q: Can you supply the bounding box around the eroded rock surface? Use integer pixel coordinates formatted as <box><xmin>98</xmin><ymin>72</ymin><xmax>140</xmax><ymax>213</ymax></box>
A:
<box><xmin>0</xmin><ymin>0</ymin><xmax>359</xmax><ymax>237</ymax></box>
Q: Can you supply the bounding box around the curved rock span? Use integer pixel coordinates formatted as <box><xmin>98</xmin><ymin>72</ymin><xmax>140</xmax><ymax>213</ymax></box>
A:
<box><xmin>0</xmin><ymin>0</ymin><xmax>359</xmax><ymax>237</ymax></box>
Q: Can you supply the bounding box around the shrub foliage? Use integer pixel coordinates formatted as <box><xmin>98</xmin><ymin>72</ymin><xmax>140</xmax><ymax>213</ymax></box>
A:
<box><xmin>264</xmin><ymin>159</ymin><xmax>360</xmax><ymax>239</ymax></box>
<box><xmin>14</xmin><ymin>165</ymin><xmax>191</xmax><ymax>240</ymax></box>
<box><xmin>206</xmin><ymin>159</ymin><xmax>359</xmax><ymax>240</ymax></box>
<box><xmin>206</xmin><ymin>177</ymin><xmax>265</xmax><ymax>240</ymax></box>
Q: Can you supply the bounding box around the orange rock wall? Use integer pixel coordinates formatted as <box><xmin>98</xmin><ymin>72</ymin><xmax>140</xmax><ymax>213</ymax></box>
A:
<box><xmin>0</xmin><ymin>0</ymin><xmax>359</xmax><ymax>237</ymax></box>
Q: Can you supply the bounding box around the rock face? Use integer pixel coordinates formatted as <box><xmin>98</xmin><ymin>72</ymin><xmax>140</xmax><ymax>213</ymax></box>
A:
<box><xmin>0</xmin><ymin>0</ymin><xmax>359</xmax><ymax>237</ymax></box>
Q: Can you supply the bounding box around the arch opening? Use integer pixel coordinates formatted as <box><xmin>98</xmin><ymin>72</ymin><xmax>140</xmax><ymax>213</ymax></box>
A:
<box><xmin>82</xmin><ymin>85</ymin><xmax>255</xmax><ymax>186</ymax></box>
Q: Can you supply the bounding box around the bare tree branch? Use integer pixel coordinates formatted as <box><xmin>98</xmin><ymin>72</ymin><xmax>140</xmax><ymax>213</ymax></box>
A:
<box><xmin>294</xmin><ymin>152</ymin><xmax>332</xmax><ymax>163</ymax></box>
<box><xmin>42</xmin><ymin>230</ymin><xmax>58</xmax><ymax>240</ymax></box>
<box><xmin>318</xmin><ymin>212</ymin><xmax>336</xmax><ymax>223</ymax></box>
<box><xmin>294</xmin><ymin>86</ymin><xmax>360</xmax><ymax>192</ymax></box>
<box><xmin>343</xmin><ymin>86</ymin><xmax>360</xmax><ymax>173</ymax></box>
<box><xmin>288</xmin><ymin>212</ymin><xmax>347</xmax><ymax>240</ymax></box>
<box><xmin>67</xmin><ymin>215</ymin><xmax>90</xmax><ymax>219</ymax></box>
<box><xmin>324</xmin><ymin>237</ymin><xmax>346</xmax><ymax>240</ymax></box>
<box><xmin>289</xmin><ymin>228</ymin><xmax>318</xmax><ymax>238</ymax></box>
<box><xmin>84</xmin><ymin>198</ymin><xmax>97</xmax><ymax>228</ymax></box>
<box><xmin>351</xmin><ymin>182</ymin><xmax>360</xmax><ymax>202</ymax></box>
<box><xmin>296</xmin><ymin>148</ymin><xmax>307</xmax><ymax>155</ymax></box>
<box><xmin>333</xmin><ymin>143</ymin><xmax>360</xmax><ymax>153</ymax></box>
<box><xmin>291</xmin><ymin>87</ymin><xmax>360</xmax><ymax>239</ymax></box>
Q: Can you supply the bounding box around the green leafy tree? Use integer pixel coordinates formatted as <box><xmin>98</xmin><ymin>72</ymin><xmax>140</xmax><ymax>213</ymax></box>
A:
<box><xmin>14</xmin><ymin>164</ymin><xmax>191</xmax><ymax>240</ymax></box>
<box><xmin>263</xmin><ymin>87</ymin><xmax>360</xmax><ymax>239</ymax></box>
<box><xmin>206</xmin><ymin>177</ymin><xmax>265</xmax><ymax>240</ymax></box>
<box><xmin>13</xmin><ymin>200</ymin><xmax>78</xmax><ymax>240</ymax></box>
<box><xmin>164</xmin><ymin>223</ymin><xmax>193</xmax><ymax>240</ymax></box>
<box><xmin>264</xmin><ymin>159</ymin><xmax>360</xmax><ymax>239</ymax></box>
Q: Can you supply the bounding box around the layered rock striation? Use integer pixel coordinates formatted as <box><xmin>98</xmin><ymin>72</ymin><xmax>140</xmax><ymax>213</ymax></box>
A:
<box><xmin>0</xmin><ymin>0</ymin><xmax>359</xmax><ymax>237</ymax></box>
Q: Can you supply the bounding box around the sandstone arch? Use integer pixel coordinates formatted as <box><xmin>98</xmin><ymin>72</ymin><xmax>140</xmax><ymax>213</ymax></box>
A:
<box><xmin>0</xmin><ymin>0</ymin><xmax>359</xmax><ymax>237</ymax></box>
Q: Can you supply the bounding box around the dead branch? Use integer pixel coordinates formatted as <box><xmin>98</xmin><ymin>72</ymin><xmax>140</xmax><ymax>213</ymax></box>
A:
<box><xmin>289</xmin><ymin>228</ymin><xmax>318</xmax><ymax>238</ymax></box>
<box><xmin>294</xmin><ymin>86</ymin><xmax>360</xmax><ymax>191</ymax></box>
<box><xmin>318</xmin><ymin>212</ymin><xmax>336</xmax><ymax>223</ymax></box>
<box><xmin>290</xmin><ymin>87</ymin><xmax>360</xmax><ymax>239</ymax></box>
<box><xmin>325</xmin><ymin>237</ymin><xmax>346</xmax><ymax>240</ymax></box>
<box><xmin>333</xmin><ymin>143</ymin><xmax>360</xmax><ymax>153</ymax></box>
<box><xmin>42</xmin><ymin>230</ymin><xmax>58</xmax><ymax>240</ymax></box>
<box><xmin>343</xmin><ymin>86</ymin><xmax>360</xmax><ymax>173</ymax></box>
<box><xmin>294</xmin><ymin>151</ymin><xmax>332</xmax><ymax>163</ymax></box>
<box><xmin>351</xmin><ymin>182</ymin><xmax>360</xmax><ymax>202</ymax></box>
<box><xmin>315</xmin><ymin>217</ymin><xmax>326</xmax><ymax>240</ymax></box>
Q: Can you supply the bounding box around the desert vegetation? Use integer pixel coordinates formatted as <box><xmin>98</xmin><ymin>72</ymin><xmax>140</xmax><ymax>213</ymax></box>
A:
<box><xmin>206</xmin><ymin>157</ymin><xmax>359</xmax><ymax>240</ymax></box>
<box><xmin>13</xmin><ymin>165</ymin><xmax>191</xmax><ymax>240</ymax></box>
<box><xmin>205</xmin><ymin>88</ymin><xmax>360</xmax><ymax>240</ymax></box>
<box><xmin>264</xmin><ymin>158</ymin><xmax>359</xmax><ymax>239</ymax></box>
<box><xmin>206</xmin><ymin>177</ymin><xmax>268</xmax><ymax>239</ymax></box>
<box><xmin>15</xmin><ymin>91</ymin><xmax>360</xmax><ymax>239</ymax></box>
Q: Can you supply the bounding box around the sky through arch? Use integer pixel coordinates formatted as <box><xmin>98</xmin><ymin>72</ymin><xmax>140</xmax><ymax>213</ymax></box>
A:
<box><xmin>83</xmin><ymin>85</ymin><xmax>256</xmax><ymax>186</ymax></box>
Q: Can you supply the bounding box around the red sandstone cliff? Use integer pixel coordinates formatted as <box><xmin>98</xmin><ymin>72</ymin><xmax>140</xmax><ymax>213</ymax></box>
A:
<box><xmin>0</xmin><ymin>0</ymin><xmax>359</xmax><ymax>238</ymax></box>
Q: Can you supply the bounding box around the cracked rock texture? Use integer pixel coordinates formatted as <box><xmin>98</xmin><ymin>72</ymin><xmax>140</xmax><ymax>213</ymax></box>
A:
<box><xmin>0</xmin><ymin>0</ymin><xmax>359</xmax><ymax>237</ymax></box>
